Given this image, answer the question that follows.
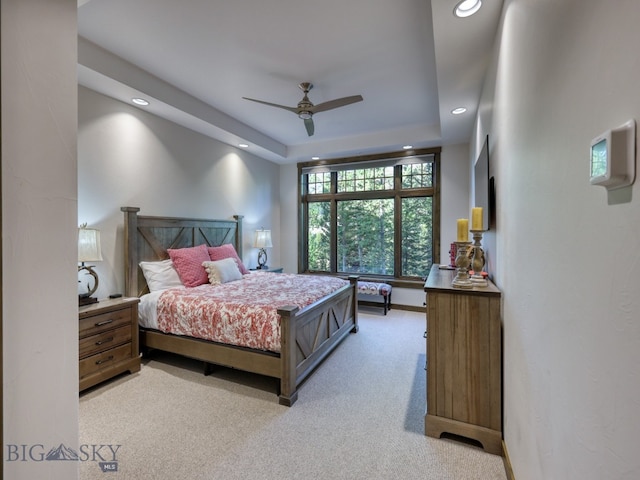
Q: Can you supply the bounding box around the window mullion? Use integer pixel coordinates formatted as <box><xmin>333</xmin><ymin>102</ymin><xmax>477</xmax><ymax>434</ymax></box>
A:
<box><xmin>330</xmin><ymin>172</ymin><xmax>338</xmax><ymax>273</ymax></box>
<box><xmin>394</xmin><ymin>165</ymin><xmax>402</xmax><ymax>277</ymax></box>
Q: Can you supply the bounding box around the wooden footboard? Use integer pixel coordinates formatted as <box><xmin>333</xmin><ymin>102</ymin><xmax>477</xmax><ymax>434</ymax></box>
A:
<box><xmin>279</xmin><ymin>276</ymin><xmax>358</xmax><ymax>406</ymax></box>
<box><xmin>123</xmin><ymin>207</ymin><xmax>358</xmax><ymax>406</ymax></box>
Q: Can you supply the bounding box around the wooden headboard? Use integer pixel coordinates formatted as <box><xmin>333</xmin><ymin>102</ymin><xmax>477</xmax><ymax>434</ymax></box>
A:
<box><xmin>121</xmin><ymin>207</ymin><xmax>243</xmax><ymax>297</ymax></box>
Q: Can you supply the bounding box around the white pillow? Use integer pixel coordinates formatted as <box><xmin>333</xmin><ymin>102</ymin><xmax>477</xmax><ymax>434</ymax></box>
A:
<box><xmin>202</xmin><ymin>258</ymin><xmax>243</xmax><ymax>285</ymax></box>
<box><xmin>139</xmin><ymin>259</ymin><xmax>183</xmax><ymax>292</ymax></box>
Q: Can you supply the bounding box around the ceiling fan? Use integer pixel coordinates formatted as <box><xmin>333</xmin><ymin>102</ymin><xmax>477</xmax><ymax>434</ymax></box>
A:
<box><xmin>242</xmin><ymin>82</ymin><xmax>363</xmax><ymax>137</ymax></box>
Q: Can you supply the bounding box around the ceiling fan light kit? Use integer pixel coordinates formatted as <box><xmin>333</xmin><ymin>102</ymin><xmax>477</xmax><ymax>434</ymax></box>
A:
<box><xmin>243</xmin><ymin>82</ymin><xmax>363</xmax><ymax>137</ymax></box>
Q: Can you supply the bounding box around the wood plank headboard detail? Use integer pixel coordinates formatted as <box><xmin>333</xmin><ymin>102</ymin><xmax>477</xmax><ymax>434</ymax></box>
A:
<box><xmin>121</xmin><ymin>207</ymin><xmax>243</xmax><ymax>297</ymax></box>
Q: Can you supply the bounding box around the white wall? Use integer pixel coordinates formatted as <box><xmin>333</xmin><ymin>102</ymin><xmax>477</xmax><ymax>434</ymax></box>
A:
<box><xmin>473</xmin><ymin>1</ymin><xmax>640</xmax><ymax>478</ymax></box>
<box><xmin>78</xmin><ymin>87</ymin><xmax>282</xmax><ymax>298</ymax></box>
<box><xmin>2</xmin><ymin>1</ymin><xmax>79</xmax><ymax>479</ymax></box>
<box><xmin>279</xmin><ymin>162</ymin><xmax>299</xmax><ymax>274</ymax></box>
<box><xmin>440</xmin><ymin>143</ymin><xmax>471</xmax><ymax>265</ymax></box>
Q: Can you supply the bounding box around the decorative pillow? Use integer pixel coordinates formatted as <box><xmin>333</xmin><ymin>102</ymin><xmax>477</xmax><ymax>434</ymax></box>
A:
<box><xmin>207</xmin><ymin>244</ymin><xmax>249</xmax><ymax>274</ymax></box>
<box><xmin>202</xmin><ymin>258</ymin><xmax>243</xmax><ymax>285</ymax></box>
<box><xmin>167</xmin><ymin>244</ymin><xmax>210</xmax><ymax>287</ymax></box>
<box><xmin>139</xmin><ymin>259</ymin><xmax>183</xmax><ymax>292</ymax></box>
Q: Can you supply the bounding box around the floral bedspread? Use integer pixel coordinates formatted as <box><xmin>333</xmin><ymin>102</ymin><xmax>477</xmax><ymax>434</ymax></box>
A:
<box><xmin>156</xmin><ymin>273</ymin><xmax>349</xmax><ymax>353</ymax></box>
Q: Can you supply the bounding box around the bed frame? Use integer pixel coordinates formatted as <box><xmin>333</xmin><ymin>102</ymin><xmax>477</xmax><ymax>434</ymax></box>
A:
<box><xmin>121</xmin><ymin>207</ymin><xmax>358</xmax><ymax>406</ymax></box>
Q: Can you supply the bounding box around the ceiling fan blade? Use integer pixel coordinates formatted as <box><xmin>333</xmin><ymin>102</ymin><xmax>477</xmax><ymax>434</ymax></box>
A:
<box><xmin>304</xmin><ymin>117</ymin><xmax>315</xmax><ymax>136</ymax></box>
<box><xmin>242</xmin><ymin>97</ymin><xmax>298</xmax><ymax>114</ymax></box>
<box><xmin>311</xmin><ymin>95</ymin><xmax>363</xmax><ymax>114</ymax></box>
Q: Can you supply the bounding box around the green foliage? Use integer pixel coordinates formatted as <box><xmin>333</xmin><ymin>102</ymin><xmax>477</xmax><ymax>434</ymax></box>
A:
<box><xmin>308</xmin><ymin>172</ymin><xmax>331</xmax><ymax>194</ymax></box>
<box><xmin>305</xmin><ymin>160</ymin><xmax>435</xmax><ymax>278</ymax></box>
<box><xmin>402</xmin><ymin>163</ymin><xmax>433</xmax><ymax>189</ymax></box>
<box><xmin>338</xmin><ymin>166</ymin><xmax>394</xmax><ymax>192</ymax></box>
<box><xmin>337</xmin><ymin>199</ymin><xmax>394</xmax><ymax>275</ymax></box>
<box><xmin>402</xmin><ymin>197</ymin><xmax>433</xmax><ymax>276</ymax></box>
<box><xmin>308</xmin><ymin>202</ymin><xmax>331</xmax><ymax>270</ymax></box>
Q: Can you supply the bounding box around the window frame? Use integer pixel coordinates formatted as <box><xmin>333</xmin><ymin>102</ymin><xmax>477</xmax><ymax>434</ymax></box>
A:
<box><xmin>297</xmin><ymin>147</ymin><xmax>441</xmax><ymax>287</ymax></box>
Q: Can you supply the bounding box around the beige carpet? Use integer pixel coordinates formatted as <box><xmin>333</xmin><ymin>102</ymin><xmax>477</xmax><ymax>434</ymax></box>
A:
<box><xmin>79</xmin><ymin>309</ymin><xmax>507</xmax><ymax>479</ymax></box>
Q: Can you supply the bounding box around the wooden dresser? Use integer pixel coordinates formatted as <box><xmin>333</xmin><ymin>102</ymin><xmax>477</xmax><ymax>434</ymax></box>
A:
<box><xmin>79</xmin><ymin>297</ymin><xmax>141</xmax><ymax>392</ymax></box>
<box><xmin>424</xmin><ymin>264</ymin><xmax>502</xmax><ymax>455</ymax></box>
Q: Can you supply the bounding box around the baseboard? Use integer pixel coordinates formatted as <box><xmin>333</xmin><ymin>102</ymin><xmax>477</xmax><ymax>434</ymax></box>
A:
<box><xmin>393</xmin><ymin>304</ymin><xmax>426</xmax><ymax>313</ymax></box>
<box><xmin>357</xmin><ymin>301</ymin><xmax>426</xmax><ymax>313</ymax></box>
<box><xmin>502</xmin><ymin>440</ymin><xmax>515</xmax><ymax>480</ymax></box>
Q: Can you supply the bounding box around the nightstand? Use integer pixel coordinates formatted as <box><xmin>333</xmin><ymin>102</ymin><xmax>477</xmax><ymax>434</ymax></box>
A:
<box><xmin>250</xmin><ymin>267</ymin><xmax>283</xmax><ymax>273</ymax></box>
<box><xmin>79</xmin><ymin>297</ymin><xmax>141</xmax><ymax>392</ymax></box>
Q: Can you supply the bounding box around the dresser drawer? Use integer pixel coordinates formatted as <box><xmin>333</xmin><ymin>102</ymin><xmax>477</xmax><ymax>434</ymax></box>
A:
<box><xmin>79</xmin><ymin>324</ymin><xmax>132</xmax><ymax>359</ymax></box>
<box><xmin>79</xmin><ymin>307</ymin><xmax>131</xmax><ymax>337</ymax></box>
<box><xmin>79</xmin><ymin>343</ymin><xmax>133</xmax><ymax>380</ymax></box>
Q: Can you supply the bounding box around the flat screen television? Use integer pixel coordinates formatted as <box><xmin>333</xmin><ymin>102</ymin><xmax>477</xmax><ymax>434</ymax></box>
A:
<box><xmin>474</xmin><ymin>135</ymin><xmax>492</xmax><ymax>230</ymax></box>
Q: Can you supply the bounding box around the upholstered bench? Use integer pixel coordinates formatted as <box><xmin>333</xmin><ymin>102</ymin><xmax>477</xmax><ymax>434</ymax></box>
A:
<box><xmin>357</xmin><ymin>281</ymin><xmax>392</xmax><ymax>315</ymax></box>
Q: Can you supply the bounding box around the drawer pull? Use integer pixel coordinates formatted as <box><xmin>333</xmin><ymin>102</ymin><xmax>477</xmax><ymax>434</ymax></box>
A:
<box><xmin>95</xmin><ymin>355</ymin><xmax>114</xmax><ymax>365</ymax></box>
<box><xmin>95</xmin><ymin>319</ymin><xmax>114</xmax><ymax>327</ymax></box>
<box><xmin>95</xmin><ymin>336</ymin><xmax>114</xmax><ymax>346</ymax></box>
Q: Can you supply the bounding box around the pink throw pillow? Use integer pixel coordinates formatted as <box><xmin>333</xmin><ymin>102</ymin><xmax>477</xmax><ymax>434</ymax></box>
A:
<box><xmin>207</xmin><ymin>244</ymin><xmax>249</xmax><ymax>274</ymax></box>
<box><xmin>167</xmin><ymin>244</ymin><xmax>210</xmax><ymax>287</ymax></box>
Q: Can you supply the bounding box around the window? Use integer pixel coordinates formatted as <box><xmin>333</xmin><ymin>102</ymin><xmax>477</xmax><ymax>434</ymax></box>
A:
<box><xmin>298</xmin><ymin>148</ymin><xmax>441</xmax><ymax>283</ymax></box>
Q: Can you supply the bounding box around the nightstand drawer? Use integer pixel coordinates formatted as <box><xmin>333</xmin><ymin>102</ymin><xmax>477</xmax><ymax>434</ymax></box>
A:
<box><xmin>79</xmin><ymin>343</ymin><xmax>132</xmax><ymax>380</ymax></box>
<box><xmin>79</xmin><ymin>307</ymin><xmax>131</xmax><ymax>337</ymax></box>
<box><xmin>79</xmin><ymin>324</ymin><xmax>132</xmax><ymax>359</ymax></box>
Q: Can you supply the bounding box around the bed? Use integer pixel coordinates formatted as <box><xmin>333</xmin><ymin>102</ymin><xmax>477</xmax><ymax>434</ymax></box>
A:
<box><xmin>121</xmin><ymin>207</ymin><xmax>358</xmax><ymax>406</ymax></box>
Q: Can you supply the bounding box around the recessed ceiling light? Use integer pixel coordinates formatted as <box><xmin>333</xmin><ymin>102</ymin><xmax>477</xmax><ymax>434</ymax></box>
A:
<box><xmin>454</xmin><ymin>0</ymin><xmax>482</xmax><ymax>18</ymax></box>
<box><xmin>131</xmin><ymin>98</ymin><xmax>149</xmax><ymax>106</ymax></box>
<box><xmin>451</xmin><ymin>107</ymin><xmax>467</xmax><ymax>115</ymax></box>
<box><xmin>238</xmin><ymin>143</ymin><xmax>249</xmax><ymax>148</ymax></box>
<box><xmin>403</xmin><ymin>145</ymin><xmax>413</xmax><ymax>150</ymax></box>
<box><xmin>311</xmin><ymin>156</ymin><xmax>320</xmax><ymax>160</ymax></box>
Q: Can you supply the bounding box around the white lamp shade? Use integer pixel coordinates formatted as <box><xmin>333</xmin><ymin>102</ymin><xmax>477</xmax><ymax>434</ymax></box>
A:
<box><xmin>253</xmin><ymin>229</ymin><xmax>273</xmax><ymax>249</ymax></box>
<box><xmin>78</xmin><ymin>227</ymin><xmax>103</xmax><ymax>262</ymax></box>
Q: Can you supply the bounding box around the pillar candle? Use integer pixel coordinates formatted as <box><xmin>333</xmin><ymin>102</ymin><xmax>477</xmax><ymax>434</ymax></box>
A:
<box><xmin>456</xmin><ymin>218</ymin><xmax>469</xmax><ymax>242</ymax></box>
<box><xmin>471</xmin><ymin>207</ymin><xmax>483</xmax><ymax>230</ymax></box>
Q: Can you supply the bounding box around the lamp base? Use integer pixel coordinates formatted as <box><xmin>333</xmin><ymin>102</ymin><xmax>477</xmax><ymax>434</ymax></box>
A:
<box><xmin>78</xmin><ymin>264</ymin><xmax>100</xmax><ymax>306</ymax></box>
<box><xmin>79</xmin><ymin>295</ymin><xmax>98</xmax><ymax>307</ymax></box>
<box><xmin>257</xmin><ymin>248</ymin><xmax>268</xmax><ymax>270</ymax></box>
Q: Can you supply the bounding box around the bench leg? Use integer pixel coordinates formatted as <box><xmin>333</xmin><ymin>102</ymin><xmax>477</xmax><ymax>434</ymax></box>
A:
<box><xmin>383</xmin><ymin>292</ymin><xmax>391</xmax><ymax>315</ymax></box>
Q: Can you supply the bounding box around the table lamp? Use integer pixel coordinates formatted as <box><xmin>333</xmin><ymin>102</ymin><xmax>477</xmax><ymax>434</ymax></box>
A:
<box><xmin>78</xmin><ymin>224</ymin><xmax>103</xmax><ymax>306</ymax></box>
<box><xmin>253</xmin><ymin>228</ymin><xmax>272</xmax><ymax>269</ymax></box>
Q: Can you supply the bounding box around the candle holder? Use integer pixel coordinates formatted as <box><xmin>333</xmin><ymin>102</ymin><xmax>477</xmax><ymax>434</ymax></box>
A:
<box><xmin>451</xmin><ymin>241</ymin><xmax>473</xmax><ymax>289</ymax></box>
<box><xmin>469</xmin><ymin>229</ymin><xmax>488</xmax><ymax>287</ymax></box>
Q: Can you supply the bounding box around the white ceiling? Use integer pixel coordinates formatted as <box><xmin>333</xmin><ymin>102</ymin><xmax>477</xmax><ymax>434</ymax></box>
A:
<box><xmin>77</xmin><ymin>0</ymin><xmax>503</xmax><ymax>164</ymax></box>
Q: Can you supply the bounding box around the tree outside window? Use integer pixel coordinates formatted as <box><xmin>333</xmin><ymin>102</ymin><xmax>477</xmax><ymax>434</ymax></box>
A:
<box><xmin>299</xmin><ymin>148</ymin><xmax>440</xmax><ymax>281</ymax></box>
